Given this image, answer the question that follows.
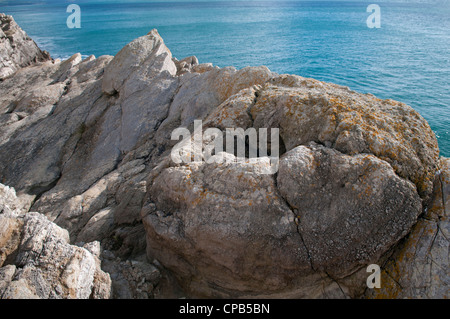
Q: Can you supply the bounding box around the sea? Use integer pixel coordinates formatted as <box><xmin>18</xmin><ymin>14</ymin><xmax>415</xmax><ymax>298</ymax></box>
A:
<box><xmin>1</xmin><ymin>0</ymin><xmax>449</xmax><ymax>156</ymax></box>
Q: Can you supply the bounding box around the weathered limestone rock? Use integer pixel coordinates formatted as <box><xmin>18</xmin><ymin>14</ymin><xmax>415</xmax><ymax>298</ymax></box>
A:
<box><xmin>143</xmin><ymin>154</ymin><xmax>312</xmax><ymax>297</ymax></box>
<box><xmin>192</xmin><ymin>63</ymin><xmax>214</xmax><ymax>74</ymax></box>
<box><xmin>141</xmin><ymin>71</ymin><xmax>440</xmax><ymax>296</ymax></box>
<box><xmin>173</xmin><ymin>56</ymin><xmax>199</xmax><ymax>75</ymax></box>
<box><xmin>102</xmin><ymin>29</ymin><xmax>177</xmax><ymax>96</ymax></box>
<box><xmin>252</xmin><ymin>75</ymin><xmax>439</xmax><ymax>200</ymax></box>
<box><xmin>0</xmin><ymin>215</ymin><xmax>23</xmax><ymax>267</ymax></box>
<box><xmin>0</xmin><ymin>53</ymin><xmax>113</xmax><ymax>198</ymax></box>
<box><xmin>142</xmin><ymin>143</ymin><xmax>426</xmax><ymax>296</ymax></box>
<box><xmin>0</xmin><ymin>184</ymin><xmax>111</xmax><ymax>299</ymax></box>
<box><xmin>0</xmin><ymin>16</ymin><xmax>447</xmax><ymax>298</ymax></box>
<box><xmin>0</xmin><ymin>14</ymin><xmax>51</xmax><ymax>79</ymax></box>
<box><xmin>154</xmin><ymin>65</ymin><xmax>273</xmax><ymax>147</ymax></box>
<box><xmin>277</xmin><ymin>143</ymin><xmax>422</xmax><ymax>277</ymax></box>
<box><xmin>365</xmin><ymin>157</ymin><xmax>450</xmax><ymax>299</ymax></box>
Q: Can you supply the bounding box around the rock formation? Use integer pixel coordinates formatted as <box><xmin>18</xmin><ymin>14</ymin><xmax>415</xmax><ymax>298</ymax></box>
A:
<box><xmin>0</xmin><ymin>183</ymin><xmax>111</xmax><ymax>298</ymax></box>
<box><xmin>0</xmin><ymin>14</ymin><xmax>448</xmax><ymax>298</ymax></box>
<box><xmin>0</xmin><ymin>13</ymin><xmax>51</xmax><ymax>80</ymax></box>
<box><xmin>366</xmin><ymin>157</ymin><xmax>449</xmax><ymax>298</ymax></box>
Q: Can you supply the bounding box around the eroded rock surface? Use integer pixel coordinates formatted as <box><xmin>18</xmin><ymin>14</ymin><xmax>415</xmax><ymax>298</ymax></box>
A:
<box><xmin>0</xmin><ymin>14</ymin><xmax>447</xmax><ymax>298</ymax></box>
<box><xmin>0</xmin><ymin>14</ymin><xmax>51</xmax><ymax>80</ymax></box>
<box><xmin>365</xmin><ymin>157</ymin><xmax>450</xmax><ymax>299</ymax></box>
<box><xmin>0</xmin><ymin>183</ymin><xmax>111</xmax><ymax>299</ymax></box>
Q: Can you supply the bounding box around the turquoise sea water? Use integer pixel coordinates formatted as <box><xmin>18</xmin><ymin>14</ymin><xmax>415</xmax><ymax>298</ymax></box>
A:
<box><xmin>1</xmin><ymin>0</ymin><xmax>449</xmax><ymax>156</ymax></box>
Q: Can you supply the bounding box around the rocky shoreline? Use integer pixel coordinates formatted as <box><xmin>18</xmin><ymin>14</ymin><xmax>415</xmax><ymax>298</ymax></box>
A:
<box><xmin>0</xmin><ymin>14</ymin><xmax>448</xmax><ymax>299</ymax></box>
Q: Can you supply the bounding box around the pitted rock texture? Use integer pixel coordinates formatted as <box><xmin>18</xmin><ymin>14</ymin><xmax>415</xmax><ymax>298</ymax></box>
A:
<box><xmin>277</xmin><ymin>143</ymin><xmax>422</xmax><ymax>277</ymax></box>
<box><xmin>0</xmin><ymin>14</ymin><xmax>447</xmax><ymax>298</ymax></box>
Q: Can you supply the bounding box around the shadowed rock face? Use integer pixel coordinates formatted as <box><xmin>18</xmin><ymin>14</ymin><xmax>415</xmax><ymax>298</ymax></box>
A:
<box><xmin>0</xmin><ymin>14</ymin><xmax>447</xmax><ymax>298</ymax></box>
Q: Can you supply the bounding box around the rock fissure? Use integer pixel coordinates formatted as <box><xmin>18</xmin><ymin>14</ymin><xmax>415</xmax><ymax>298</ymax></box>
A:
<box><xmin>273</xmin><ymin>171</ymin><xmax>315</xmax><ymax>271</ymax></box>
<box><xmin>246</xmin><ymin>85</ymin><xmax>263</xmax><ymax>128</ymax></box>
<box><xmin>324</xmin><ymin>271</ymin><xmax>347</xmax><ymax>298</ymax></box>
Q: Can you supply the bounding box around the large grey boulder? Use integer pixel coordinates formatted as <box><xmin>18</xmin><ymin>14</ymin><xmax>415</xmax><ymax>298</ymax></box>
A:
<box><xmin>365</xmin><ymin>157</ymin><xmax>450</xmax><ymax>298</ymax></box>
<box><xmin>142</xmin><ymin>142</ymin><xmax>424</xmax><ymax>297</ymax></box>
<box><xmin>277</xmin><ymin>143</ymin><xmax>422</xmax><ymax>277</ymax></box>
<box><xmin>252</xmin><ymin>75</ymin><xmax>439</xmax><ymax>201</ymax></box>
<box><xmin>144</xmin><ymin>154</ymin><xmax>311</xmax><ymax>297</ymax></box>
